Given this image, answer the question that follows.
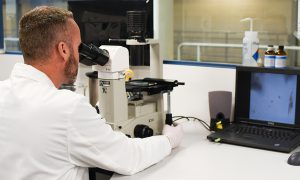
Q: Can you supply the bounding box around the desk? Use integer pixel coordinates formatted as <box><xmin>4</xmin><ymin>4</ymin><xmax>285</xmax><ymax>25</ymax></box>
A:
<box><xmin>111</xmin><ymin>121</ymin><xmax>300</xmax><ymax>180</ymax></box>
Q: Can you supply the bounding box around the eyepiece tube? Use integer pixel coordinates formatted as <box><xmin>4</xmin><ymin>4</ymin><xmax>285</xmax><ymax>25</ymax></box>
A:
<box><xmin>79</xmin><ymin>43</ymin><xmax>110</xmax><ymax>66</ymax></box>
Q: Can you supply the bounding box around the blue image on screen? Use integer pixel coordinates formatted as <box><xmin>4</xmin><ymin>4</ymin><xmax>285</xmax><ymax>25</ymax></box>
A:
<box><xmin>249</xmin><ymin>72</ymin><xmax>297</xmax><ymax>125</ymax></box>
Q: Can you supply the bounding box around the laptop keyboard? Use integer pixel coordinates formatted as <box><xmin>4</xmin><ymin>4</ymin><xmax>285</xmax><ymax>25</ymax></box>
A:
<box><xmin>230</xmin><ymin>125</ymin><xmax>298</xmax><ymax>141</ymax></box>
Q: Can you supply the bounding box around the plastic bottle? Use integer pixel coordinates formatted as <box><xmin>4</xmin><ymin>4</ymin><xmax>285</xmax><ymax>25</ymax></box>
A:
<box><xmin>264</xmin><ymin>45</ymin><xmax>275</xmax><ymax>68</ymax></box>
<box><xmin>241</xmin><ymin>18</ymin><xmax>259</xmax><ymax>66</ymax></box>
<box><xmin>275</xmin><ymin>45</ymin><xmax>287</xmax><ymax>68</ymax></box>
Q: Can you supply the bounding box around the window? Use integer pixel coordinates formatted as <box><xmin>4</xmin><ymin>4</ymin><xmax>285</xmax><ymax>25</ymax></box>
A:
<box><xmin>2</xmin><ymin>0</ymin><xmax>67</xmax><ymax>52</ymax></box>
<box><xmin>2</xmin><ymin>0</ymin><xmax>300</xmax><ymax>66</ymax></box>
<box><xmin>174</xmin><ymin>0</ymin><xmax>300</xmax><ymax>66</ymax></box>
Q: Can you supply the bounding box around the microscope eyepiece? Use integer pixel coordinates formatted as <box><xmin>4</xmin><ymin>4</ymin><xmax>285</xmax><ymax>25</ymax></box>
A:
<box><xmin>79</xmin><ymin>43</ymin><xmax>109</xmax><ymax>66</ymax></box>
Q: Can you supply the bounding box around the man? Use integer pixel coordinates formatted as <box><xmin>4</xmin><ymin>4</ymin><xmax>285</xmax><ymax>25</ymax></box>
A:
<box><xmin>0</xmin><ymin>6</ymin><xmax>183</xmax><ymax>180</ymax></box>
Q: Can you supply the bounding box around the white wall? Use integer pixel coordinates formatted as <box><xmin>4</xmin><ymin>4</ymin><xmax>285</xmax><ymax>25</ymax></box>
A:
<box><xmin>154</xmin><ymin>0</ymin><xmax>174</xmax><ymax>59</ymax></box>
<box><xmin>0</xmin><ymin>54</ymin><xmax>23</xmax><ymax>80</ymax></box>
<box><xmin>163</xmin><ymin>63</ymin><xmax>236</xmax><ymax>124</ymax></box>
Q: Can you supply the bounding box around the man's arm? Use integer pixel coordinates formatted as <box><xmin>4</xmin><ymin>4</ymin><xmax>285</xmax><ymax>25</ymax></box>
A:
<box><xmin>67</xmin><ymin>97</ymin><xmax>172</xmax><ymax>175</ymax></box>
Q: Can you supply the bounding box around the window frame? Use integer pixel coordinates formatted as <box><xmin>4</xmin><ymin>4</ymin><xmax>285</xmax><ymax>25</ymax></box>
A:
<box><xmin>0</xmin><ymin>0</ymin><xmax>4</xmax><ymax>52</ymax></box>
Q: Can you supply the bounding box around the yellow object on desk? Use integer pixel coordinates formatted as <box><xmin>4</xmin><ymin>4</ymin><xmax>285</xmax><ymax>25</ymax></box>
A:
<box><xmin>125</xmin><ymin>69</ymin><xmax>134</xmax><ymax>81</ymax></box>
<box><xmin>216</xmin><ymin>121</ymin><xmax>223</xmax><ymax>130</ymax></box>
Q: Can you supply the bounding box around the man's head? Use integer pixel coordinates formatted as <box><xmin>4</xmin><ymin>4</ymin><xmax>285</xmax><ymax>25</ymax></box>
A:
<box><xmin>19</xmin><ymin>6</ymin><xmax>81</xmax><ymax>86</ymax></box>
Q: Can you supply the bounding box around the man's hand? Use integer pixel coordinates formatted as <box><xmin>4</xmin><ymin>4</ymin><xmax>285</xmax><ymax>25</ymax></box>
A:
<box><xmin>162</xmin><ymin>124</ymin><xmax>183</xmax><ymax>148</ymax></box>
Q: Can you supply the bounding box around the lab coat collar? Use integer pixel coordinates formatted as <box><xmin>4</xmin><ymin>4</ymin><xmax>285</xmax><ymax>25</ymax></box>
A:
<box><xmin>11</xmin><ymin>63</ymin><xmax>56</xmax><ymax>88</ymax></box>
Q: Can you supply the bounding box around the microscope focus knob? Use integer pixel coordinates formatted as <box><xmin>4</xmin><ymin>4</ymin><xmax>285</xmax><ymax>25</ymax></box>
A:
<box><xmin>134</xmin><ymin>124</ymin><xmax>154</xmax><ymax>138</ymax></box>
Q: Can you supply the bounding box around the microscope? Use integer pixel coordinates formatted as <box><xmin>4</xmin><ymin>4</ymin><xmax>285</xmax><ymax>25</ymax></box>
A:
<box><xmin>78</xmin><ymin>11</ymin><xmax>184</xmax><ymax>138</ymax></box>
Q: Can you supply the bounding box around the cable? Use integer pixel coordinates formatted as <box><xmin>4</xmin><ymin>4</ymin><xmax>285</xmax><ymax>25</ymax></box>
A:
<box><xmin>172</xmin><ymin>115</ymin><xmax>211</xmax><ymax>131</ymax></box>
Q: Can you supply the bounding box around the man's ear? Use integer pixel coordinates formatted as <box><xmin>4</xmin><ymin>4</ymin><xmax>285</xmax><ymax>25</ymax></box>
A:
<box><xmin>57</xmin><ymin>41</ymin><xmax>70</xmax><ymax>63</ymax></box>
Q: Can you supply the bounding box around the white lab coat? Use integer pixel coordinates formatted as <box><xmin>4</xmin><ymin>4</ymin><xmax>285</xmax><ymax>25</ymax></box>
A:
<box><xmin>0</xmin><ymin>63</ymin><xmax>171</xmax><ymax>180</ymax></box>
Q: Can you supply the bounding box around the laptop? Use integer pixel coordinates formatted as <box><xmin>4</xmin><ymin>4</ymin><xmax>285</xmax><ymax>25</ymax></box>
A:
<box><xmin>207</xmin><ymin>66</ymin><xmax>300</xmax><ymax>153</ymax></box>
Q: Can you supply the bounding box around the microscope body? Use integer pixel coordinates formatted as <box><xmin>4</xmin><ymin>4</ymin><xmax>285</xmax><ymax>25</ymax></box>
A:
<box><xmin>93</xmin><ymin>40</ymin><xmax>165</xmax><ymax>138</ymax></box>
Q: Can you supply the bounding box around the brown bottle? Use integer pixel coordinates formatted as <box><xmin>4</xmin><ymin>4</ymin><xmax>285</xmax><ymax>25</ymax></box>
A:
<box><xmin>275</xmin><ymin>45</ymin><xmax>287</xmax><ymax>68</ymax></box>
<box><xmin>264</xmin><ymin>45</ymin><xmax>275</xmax><ymax>67</ymax></box>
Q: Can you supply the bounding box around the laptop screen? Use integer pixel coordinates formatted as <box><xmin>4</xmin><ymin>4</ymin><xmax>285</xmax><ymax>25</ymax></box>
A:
<box><xmin>249</xmin><ymin>72</ymin><xmax>297</xmax><ymax>125</ymax></box>
<box><xmin>235</xmin><ymin>66</ymin><xmax>300</xmax><ymax>129</ymax></box>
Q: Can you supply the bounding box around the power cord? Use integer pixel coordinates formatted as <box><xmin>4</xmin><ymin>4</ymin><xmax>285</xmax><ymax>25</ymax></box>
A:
<box><xmin>172</xmin><ymin>116</ymin><xmax>211</xmax><ymax>131</ymax></box>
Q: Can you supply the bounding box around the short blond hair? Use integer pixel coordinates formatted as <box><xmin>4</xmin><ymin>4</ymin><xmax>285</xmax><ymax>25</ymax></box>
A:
<box><xmin>19</xmin><ymin>6</ymin><xmax>73</xmax><ymax>62</ymax></box>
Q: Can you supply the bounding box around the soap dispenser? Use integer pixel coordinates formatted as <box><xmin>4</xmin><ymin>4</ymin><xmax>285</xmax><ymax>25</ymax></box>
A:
<box><xmin>241</xmin><ymin>18</ymin><xmax>259</xmax><ymax>66</ymax></box>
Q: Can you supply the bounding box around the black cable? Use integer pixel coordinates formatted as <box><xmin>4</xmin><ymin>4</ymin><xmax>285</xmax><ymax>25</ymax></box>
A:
<box><xmin>172</xmin><ymin>115</ymin><xmax>211</xmax><ymax>131</ymax></box>
<box><xmin>173</xmin><ymin>116</ymin><xmax>189</xmax><ymax>122</ymax></box>
<box><xmin>187</xmin><ymin>116</ymin><xmax>210</xmax><ymax>129</ymax></box>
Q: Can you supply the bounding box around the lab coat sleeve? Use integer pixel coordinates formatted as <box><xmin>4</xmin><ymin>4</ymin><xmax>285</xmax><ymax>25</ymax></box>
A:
<box><xmin>67</xmin><ymin>97</ymin><xmax>172</xmax><ymax>175</ymax></box>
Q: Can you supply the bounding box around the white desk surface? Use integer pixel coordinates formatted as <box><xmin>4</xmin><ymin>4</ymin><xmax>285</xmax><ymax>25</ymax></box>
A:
<box><xmin>111</xmin><ymin>121</ymin><xmax>300</xmax><ymax>180</ymax></box>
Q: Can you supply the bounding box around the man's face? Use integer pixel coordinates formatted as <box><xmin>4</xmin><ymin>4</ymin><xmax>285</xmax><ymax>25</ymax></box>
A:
<box><xmin>63</xmin><ymin>19</ymin><xmax>81</xmax><ymax>84</ymax></box>
<box><xmin>64</xmin><ymin>48</ymin><xmax>78</xmax><ymax>84</ymax></box>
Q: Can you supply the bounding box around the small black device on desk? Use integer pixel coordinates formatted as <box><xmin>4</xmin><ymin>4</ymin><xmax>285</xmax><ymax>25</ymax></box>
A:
<box><xmin>288</xmin><ymin>151</ymin><xmax>300</xmax><ymax>165</ymax></box>
<box><xmin>207</xmin><ymin>66</ymin><xmax>300</xmax><ymax>153</ymax></box>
